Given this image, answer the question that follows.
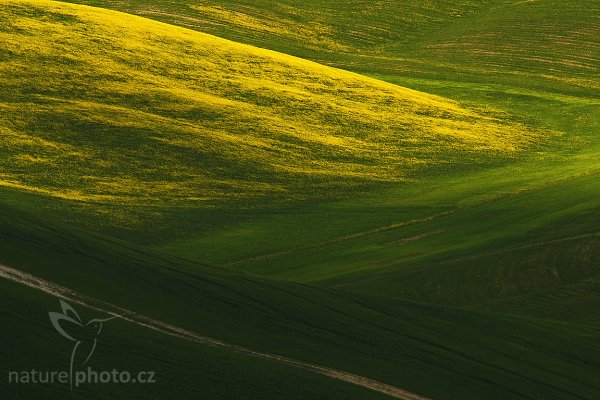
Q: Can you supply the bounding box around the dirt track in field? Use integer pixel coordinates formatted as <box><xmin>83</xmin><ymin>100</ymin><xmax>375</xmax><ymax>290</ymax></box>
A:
<box><xmin>0</xmin><ymin>263</ymin><xmax>431</xmax><ymax>400</ymax></box>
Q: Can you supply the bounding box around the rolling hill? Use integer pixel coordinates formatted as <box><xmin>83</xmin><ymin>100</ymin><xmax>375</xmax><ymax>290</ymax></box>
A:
<box><xmin>62</xmin><ymin>0</ymin><xmax>600</xmax><ymax>93</ymax></box>
<box><xmin>1</xmin><ymin>0</ymin><xmax>599</xmax><ymax>399</ymax></box>
<box><xmin>1</xmin><ymin>202</ymin><xmax>599</xmax><ymax>400</ymax></box>
<box><xmin>0</xmin><ymin>0</ymin><xmax>541</xmax><ymax>239</ymax></box>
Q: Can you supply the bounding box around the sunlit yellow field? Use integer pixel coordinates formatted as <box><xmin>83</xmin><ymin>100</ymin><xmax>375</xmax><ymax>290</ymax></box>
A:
<box><xmin>0</xmin><ymin>0</ymin><xmax>542</xmax><ymax>208</ymax></box>
<box><xmin>1</xmin><ymin>2</ymin><xmax>600</xmax><ymax>400</ymax></box>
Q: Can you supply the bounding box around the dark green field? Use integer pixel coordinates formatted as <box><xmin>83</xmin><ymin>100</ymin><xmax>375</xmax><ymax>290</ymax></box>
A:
<box><xmin>1</xmin><ymin>0</ymin><xmax>599</xmax><ymax>399</ymax></box>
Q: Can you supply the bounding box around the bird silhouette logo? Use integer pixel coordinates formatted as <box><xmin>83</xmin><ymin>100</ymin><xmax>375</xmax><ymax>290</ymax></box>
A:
<box><xmin>49</xmin><ymin>300</ymin><xmax>117</xmax><ymax>390</ymax></box>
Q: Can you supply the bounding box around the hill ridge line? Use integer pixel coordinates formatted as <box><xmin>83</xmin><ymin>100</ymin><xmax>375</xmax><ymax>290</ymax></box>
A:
<box><xmin>0</xmin><ymin>263</ymin><xmax>431</xmax><ymax>400</ymax></box>
<box><xmin>46</xmin><ymin>0</ymin><xmax>449</xmax><ymax>102</ymax></box>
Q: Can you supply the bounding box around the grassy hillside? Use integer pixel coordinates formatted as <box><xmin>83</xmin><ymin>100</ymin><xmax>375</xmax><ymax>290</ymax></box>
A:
<box><xmin>0</xmin><ymin>0</ymin><xmax>542</xmax><ymax>240</ymax></box>
<box><xmin>39</xmin><ymin>0</ymin><xmax>599</xmax><ymax>251</ymax></box>
<box><xmin>191</xmin><ymin>164</ymin><xmax>600</xmax><ymax>328</ymax></box>
<box><xmin>2</xmin><ymin>0</ymin><xmax>600</xmax><ymax>398</ymax></box>
<box><xmin>62</xmin><ymin>0</ymin><xmax>599</xmax><ymax>94</ymax></box>
<box><xmin>59</xmin><ymin>0</ymin><xmax>498</xmax><ymax>54</ymax></box>
<box><xmin>1</xmin><ymin>202</ymin><xmax>599</xmax><ymax>399</ymax></box>
<box><xmin>0</xmin><ymin>278</ymin><xmax>395</xmax><ymax>400</ymax></box>
<box><xmin>316</xmin><ymin>173</ymin><xmax>600</xmax><ymax>316</ymax></box>
<box><xmin>68</xmin><ymin>0</ymin><xmax>598</xmax><ymax>324</ymax></box>
<box><xmin>0</xmin><ymin>0</ymin><xmax>596</xmax><ymax>318</ymax></box>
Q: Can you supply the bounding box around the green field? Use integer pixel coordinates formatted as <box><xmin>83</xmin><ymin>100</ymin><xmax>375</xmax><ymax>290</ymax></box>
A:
<box><xmin>1</xmin><ymin>0</ymin><xmax>599</xmax><ymax>399</ymax></box>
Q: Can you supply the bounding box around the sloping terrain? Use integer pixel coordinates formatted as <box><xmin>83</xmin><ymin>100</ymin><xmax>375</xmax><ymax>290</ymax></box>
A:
<box><xmin>192</xmin><ymin>167</ymin><xmax>600</xmax><ymax>328</ymax></box>
<box><xmin>1</xmin><ymin>0</ymin><xmax>600</xmax><ymax>399</ymax></box>
<box><xmin>74</xmin><ymin>0</ymin><xmax>600</xmax><ymax>325</ymax></box>
<box><xmin>60</xmin><ymin>0</ymin><xmax>501</xmax><ymax>55</ymax></box>
<box><xmin>0</xmin><ymin>277</ymin><xmax>398</xmax><ymax>400</ymax></box>
<box><xmin>63</xmin><ymin>0</ymin><xmax>600</xmax><ymax>94</ymax></box>
<box><xmin>0</xmin><ymin>0</ymin><xmax>538</xmax><ymax>235</ymax></box>
<box><xmin>1</xmin><ymin>203</ymin><xmax>599</xmax><ymax>399</ymax></box>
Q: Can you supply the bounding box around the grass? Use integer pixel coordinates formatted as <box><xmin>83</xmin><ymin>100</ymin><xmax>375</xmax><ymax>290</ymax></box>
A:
<box><xmin>0</xmin><ymin>0</ymin><xmax>541</xmax><ymax>239</ymax></box>
<box><xmin>1</xmin><ymin>202</ymin><xmax>599</xmax><ymax>399</ymax></box>
<box><xmin>0</xmin><ymin>279</ymin><xmax>395</xmax><ymax>400</ymax></box>
<box><xmin>183</xmin><ymin>167</ymin><xmax>600</xmax><ymax>329</ymax></box>
<box><xmin>1</xmin><ymin>0</ymin><xmax>600</xmax><ymax>398</ymax></box>
<box><xmin>61</xmin><ymin>0</ymin><xmax>599</xmax><ymax>94</ymax></box>
<box><xmin>53</xmin><ymin>0</ymin><xmax>499</xmax><ymax>53</ymax></box>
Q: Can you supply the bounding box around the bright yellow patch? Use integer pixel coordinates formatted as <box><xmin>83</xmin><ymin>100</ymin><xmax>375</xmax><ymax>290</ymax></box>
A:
<box><xmin>0</xmin><ymin>0</ymin><xmax>541</xmax><ymax>211</ymax></box>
